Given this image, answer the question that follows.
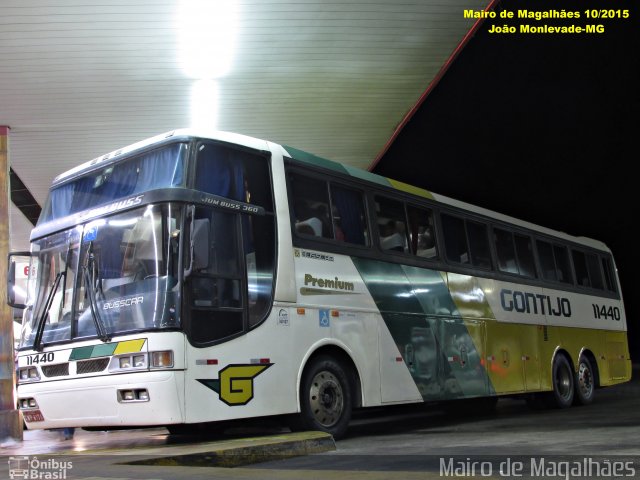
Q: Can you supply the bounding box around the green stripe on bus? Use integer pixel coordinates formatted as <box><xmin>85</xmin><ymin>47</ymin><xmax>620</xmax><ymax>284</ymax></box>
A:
<box><xmin>352</xmin><ymin>258</ymin><xmax>493</xmax><ymax>400</ymax></box>
<box><xmin>282</xmin><ymin>145</ymin><xmax>349</xmax><ymax>175</ymax></box>
<box><xmin>91</xmin><ymin>343</ymin><xmax>118</xmax><ymax>358</ymax></box>
<box><xmin>70</xmin><ymin>342</ymin><xmax>118</xmax><ymax>360</ymax></box>
<box><xmin>69</xmin><ymin>346</ymin><xmax>94</xmax><ymax>361</ymax></box>
<box><xmin>343</xmin><ymin>165</ymin><xmax>392</xmax><ymax>188</ymax></box>
<box><xmin>388</xmin><ymin>179</ymin><xmax>434</xmax><ymax>200</ymax></box>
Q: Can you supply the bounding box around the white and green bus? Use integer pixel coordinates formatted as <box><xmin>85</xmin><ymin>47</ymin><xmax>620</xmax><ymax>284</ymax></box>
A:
<box><xmin>9</xmin><ymin>130</ymin><xmax>631</xmax><ymax>438</ymax></box>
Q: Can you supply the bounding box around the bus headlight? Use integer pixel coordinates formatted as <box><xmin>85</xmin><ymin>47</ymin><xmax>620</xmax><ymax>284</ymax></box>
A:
<box><xmin>117</xmin><ymin>388</ymin><xmax>150</xmax><ymax>403</ymax></box>
<box><xmin>150</xmin><ymin>351</ymin><xmax>173</xmax><ymax>368</ymax></box>
<box><xmin>121</xmin><ymin>390</ymin><xmax>135</xmax><ymax>401</ymax></box>
<box><xmin>18</xmin><ymin>397</ymin><xmax>38</xmax><ymax>410</ymax></box>
<box><xmin>109</xmin><ymin>353</ymin><xmax>148</xmax><ymax>372</ymax></box>
<box><xmin>18</xmin><ymin>367</ymin><xmax>40</xmax><ymax>383</ymax></box>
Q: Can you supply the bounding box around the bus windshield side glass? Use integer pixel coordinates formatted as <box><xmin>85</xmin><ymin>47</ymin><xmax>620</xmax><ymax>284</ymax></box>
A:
<box><xmin>20</xmin><ymin>204</ymin><xmax>182</xmax><ymax>348</ymax></box>
<box><xmin>40</xmin><ymin>143</ymin><xmax>187</xmax><ymax>223</ymax></box>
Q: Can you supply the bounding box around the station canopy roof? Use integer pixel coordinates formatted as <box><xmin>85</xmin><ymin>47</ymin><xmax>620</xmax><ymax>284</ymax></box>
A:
<box><xmin>0</xmin><ymin>0</ymin><xmax>489</xmax><ymax>250</ymax></box>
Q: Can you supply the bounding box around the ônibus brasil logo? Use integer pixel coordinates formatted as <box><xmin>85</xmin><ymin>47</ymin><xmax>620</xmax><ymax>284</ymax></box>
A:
<box><xmin>8</xmin><ymin>456</ymin><xmax>72</xmax><ymax>479</ymax></box>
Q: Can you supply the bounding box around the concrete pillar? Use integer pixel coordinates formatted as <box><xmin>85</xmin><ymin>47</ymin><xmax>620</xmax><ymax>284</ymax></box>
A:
<box><xmin>0</xmin><ymin>125</ymin><xmax>22</xmax><ymax>441</ymax></box>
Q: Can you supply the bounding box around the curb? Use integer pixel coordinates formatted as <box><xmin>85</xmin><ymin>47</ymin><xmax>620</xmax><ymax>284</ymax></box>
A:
<box><xmin>121</xmin><ymin>431</ymin><xmax>335</xmax><ymax>468</ymax></box>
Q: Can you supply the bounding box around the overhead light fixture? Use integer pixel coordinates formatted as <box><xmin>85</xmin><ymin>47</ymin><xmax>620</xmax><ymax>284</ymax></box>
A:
<box><xmin>177</xmin><ymin>0</ymin><xmax>238</xmax><ymax>80</ymax></box>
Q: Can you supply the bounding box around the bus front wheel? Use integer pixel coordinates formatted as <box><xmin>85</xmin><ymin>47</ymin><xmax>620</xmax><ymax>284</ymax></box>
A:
<box><xmin>297</xmin><ymin>355</ymin><xmax>352</xmax><ymax>439</ymax></box>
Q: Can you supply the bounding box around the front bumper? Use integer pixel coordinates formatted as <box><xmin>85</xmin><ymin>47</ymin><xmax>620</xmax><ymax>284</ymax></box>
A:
<box><xmin>18</xmin><ymin>370</ymin><xmax>185</xmax><ymax>429</ymax></box>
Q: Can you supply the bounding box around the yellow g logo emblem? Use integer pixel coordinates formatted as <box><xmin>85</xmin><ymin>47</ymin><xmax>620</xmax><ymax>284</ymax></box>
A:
<box><xmin>198</xmin><ymin>363</ymin><xmax>272</xmax><ymax>406</ymax></box>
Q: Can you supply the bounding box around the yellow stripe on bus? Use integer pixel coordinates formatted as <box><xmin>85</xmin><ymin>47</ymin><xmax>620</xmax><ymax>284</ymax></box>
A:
<box><xmin>113</xmin><ymin>339</ymin><xmax>146</xmax><ymax>355</ymax></box>
<box><xmin>388</xmin><ymin>179</ymin><xmax>434</xmax><ymax>200</ymax></box>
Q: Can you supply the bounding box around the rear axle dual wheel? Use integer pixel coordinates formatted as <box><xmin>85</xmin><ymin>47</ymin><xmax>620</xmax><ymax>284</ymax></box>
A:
<box><xmin>551</xmin><ymin>354</ymin><xmax>574</xmax><ymax>408</ymax></box>
<box><xmin>574</xmin><ymin>355</ymin><xmax>595</xmax><ymax>405</ymax></box>
<box><xmin>527</xmin><ymin>353</ymin><xmax>596</xmax><ymax>410</ymax></box>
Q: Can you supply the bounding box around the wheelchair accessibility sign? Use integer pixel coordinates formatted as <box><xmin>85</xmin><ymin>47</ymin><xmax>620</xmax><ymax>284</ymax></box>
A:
<box><xmin>319</xmin><ymin>309</ymin><xmax>330</xmax><ymax>328</ymax></box>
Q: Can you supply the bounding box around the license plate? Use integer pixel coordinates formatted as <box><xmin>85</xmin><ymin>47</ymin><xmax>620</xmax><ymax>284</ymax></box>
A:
<box><xmin>23</xmin><ymin>410</ymin><xmax>45</xmax><ymax>422</ymax></box>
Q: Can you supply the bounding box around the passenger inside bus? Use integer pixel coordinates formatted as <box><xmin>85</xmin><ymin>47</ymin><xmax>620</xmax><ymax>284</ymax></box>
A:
<box><xmin>293</xmin><ymin>200</ymin><xmax>330</xmax><ymax>238</ymax></box>
<box><xmin>380</xmin><ymin>220</ymin><xmax>407</xmax><ymax>252</ymax></box>
<box><xmin>416</xmin><ymin>226</ymin><xmax>436</xmax><ymax>258</ymax></box>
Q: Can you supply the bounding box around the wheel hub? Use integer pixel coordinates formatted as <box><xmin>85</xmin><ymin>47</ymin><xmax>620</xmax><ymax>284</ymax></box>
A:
<box><xmin>578</xmin><ymin>362</ymin><xmax>593</xmax><ymax>397</ymax></box>
<box><xmin>309</xmin><ymin>371</ymin><xmax>344</xmax><ymax>427</ymax></box>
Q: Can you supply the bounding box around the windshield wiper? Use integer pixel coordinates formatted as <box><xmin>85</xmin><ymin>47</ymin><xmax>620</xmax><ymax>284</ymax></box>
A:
<box><xmin>33</xmin><ymin>272</ymin><xmax>64</xmax><ymax>352</ymax></box>
<box><xmin>56</xmin><ymin>246</ymin><xmax>72</xmax><ymax>324</ymax></box>
<box><xmin>82</xmin><ymin>242</ymin><xmax>111</xmax><ymax>343</ymax></box>
<box><xmin>33</xmin><ymin>245</ymin><xmax>74</xmax><ymax>351</ymax></box>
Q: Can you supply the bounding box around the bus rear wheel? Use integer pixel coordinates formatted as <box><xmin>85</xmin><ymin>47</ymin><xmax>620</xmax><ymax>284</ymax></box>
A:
<box><xmin>573</xmin><ymin>355</ymin><xmax>595</xmax><ymax>405</ymax></box>
<box><xmin>550</xmin><ymin>354</ymin><xmax>574</xmax><ymax>408</ymax></box>
<box><xmin>297</xmin><ymin>355</ymin><xmax>352</xmax><ymax>439</ymax></box>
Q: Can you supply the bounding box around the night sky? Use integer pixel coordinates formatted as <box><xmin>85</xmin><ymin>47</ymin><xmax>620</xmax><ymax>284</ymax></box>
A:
<box><xmin>374</xmin><ymin>0</ymin><xmax>639</xmax><ymax>357</ymax></box>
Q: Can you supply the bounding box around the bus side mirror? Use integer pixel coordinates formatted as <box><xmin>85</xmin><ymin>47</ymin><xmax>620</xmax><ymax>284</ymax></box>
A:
<box><xmin>7</xmin><ymin>252</ymin><xmax>31</xmax><ymax>309</ymax></box>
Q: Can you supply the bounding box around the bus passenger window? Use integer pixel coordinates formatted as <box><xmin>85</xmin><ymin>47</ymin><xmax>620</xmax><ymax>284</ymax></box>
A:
<box><xmin>495</xmin><ymin>230</ymin><xmax>536</xmax><ymax>277</ymax></box>
<box><xmin>467</xmin><ymin>221</ymin><xmax>491</xmax><ymax>268</ymax></box>
<box><xmin>553</xmin><ymin>245</ymin><xmax>573</xmax><ymax>284</ymax></box>
<box><xmin>572</xmin><ymin>250</ymin><xmax>590</xmax><ymax>287</ymax></box>
<box><xmin>195</xmin><ymin>144</ymin><xmax>245</xmax><ymax>201</ymax></box>
<box><xmin>514</xmin><ymin>234</ymin><xmax>536</xmax><ymax>278</ymax></box>
<box><xmin>583</xmin><ymin>252</ymin><xmax>605</xmax><ymax>290</ymax></box>
<box><xmin>536</xmin><ymin>240</ymin><xmax>557</xmax><ymax>281</ymax></box>
<box><xmin>441</xmin><ymin>214</ymin><xmax>469</xmax><ymax>264</ymax></box>
<box><xmin>407</xmin><ymin>205</ymin><xmax>437</xmax><ymax>259</ymax></box>
<box><xmin>330</xmin><ymin>185</ymin><xmax>368</xmax><ymax>245</ymax></box>
<box><xmin>375</xmin><ymin>197</ymin><xmax>408</xmax><ymax>253</ymax></box>
<box><xmin>442</xmin><ymin>214</ymin><xmax>491</xmax><ymax>269</ymax></box>
<box><xmin>494</xmin><ymin>228</ymin><xmax>518</xmax><ymax>275</ymax></box>
<box><xmin>195</xmin><ymin>143</ymin><xmax>274</xmax><ymax>211</ymax></box>
<box><xmin>290</xmin><ymin>174</ymin><xmax>332</xmax><ymax>239</ymax></box>
<box><xmin>601</xmin><ymin>256</ymin><xmax>617</xmax><ymax>292</ymax></box>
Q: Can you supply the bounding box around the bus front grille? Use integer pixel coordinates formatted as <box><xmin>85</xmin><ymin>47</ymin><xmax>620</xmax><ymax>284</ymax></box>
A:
<box><xmin>76</xmin><ymin>358</ymin><xmax>110</xmax><ymax>374</ymax></box>
<box><xmin>42</xmin><ymin>363</ymin><xmax>70</xmax><ymax>377</ymax></box>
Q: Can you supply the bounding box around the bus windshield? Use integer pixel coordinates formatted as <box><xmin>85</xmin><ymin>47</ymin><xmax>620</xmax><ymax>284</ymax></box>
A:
<box><xmin>20</xmin><ymin>204</ymin><xmax>182</xmax><ymax>348</ymax></box>
<box><xmin>40</xmin><ymin>143</ymin><xmax>186</xmax><ymax>223</ymax></box>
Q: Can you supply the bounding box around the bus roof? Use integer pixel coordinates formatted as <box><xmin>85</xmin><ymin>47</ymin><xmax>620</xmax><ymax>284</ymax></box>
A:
<box><xmin>51</xmin><ymin>129</ymin><xmax>609</xmax><ymax>252</ymax></box>
<box><xmin>52</xmin><ymin>129</ymin><xmax>268</xmax><ymax>187</ymax></box>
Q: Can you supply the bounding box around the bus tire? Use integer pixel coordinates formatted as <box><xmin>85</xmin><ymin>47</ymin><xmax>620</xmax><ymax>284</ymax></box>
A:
<box><xmin>573</xmin><ymin>355</ymin><xmax>595</xmax><ymax>406</ymax></box>
<box><xmin>550</xmin><ymin>354</ymin><xmax>574</xmax><ymax>408</ymax></box>
<box><xmin>298</xmin><ymin>355</ymin><xmax>352</xmax><ymax>439</ymax></box>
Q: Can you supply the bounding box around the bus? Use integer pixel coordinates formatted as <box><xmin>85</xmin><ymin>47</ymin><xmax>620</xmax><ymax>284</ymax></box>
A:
<box><xmin>8</xmin><ymin>129</ymin><xmax>631</xmax><ymax>438</ymax></box>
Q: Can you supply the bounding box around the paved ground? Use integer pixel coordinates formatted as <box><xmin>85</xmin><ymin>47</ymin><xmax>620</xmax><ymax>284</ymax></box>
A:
<box><xmin>1</xmin><ymin>365</ymin><xmax>638</xmax><ymax>479</ymax></box>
